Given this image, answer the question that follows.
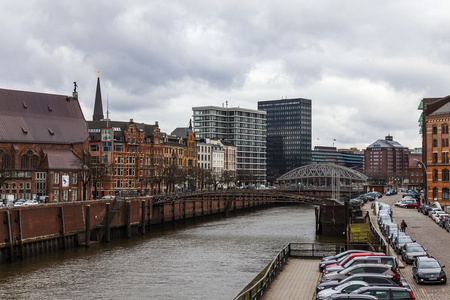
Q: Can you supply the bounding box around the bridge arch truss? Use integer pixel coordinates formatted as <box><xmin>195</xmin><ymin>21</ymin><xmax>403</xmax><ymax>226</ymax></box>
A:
<box><xmin>276</xmin><ymin>164</ymin><xmax>368</xmax><ymax>199</ymax></box>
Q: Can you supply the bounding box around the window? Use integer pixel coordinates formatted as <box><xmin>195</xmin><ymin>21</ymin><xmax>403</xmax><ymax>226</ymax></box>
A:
<box><xmin>433</xmin><ymin>187</ymin><xmax>438</xmax><ymax>200</ymax></box>
<box><xmin>61</xmin><ymin>190</ymin><xmax>68</xmax><ymax>201</ymax></box>
<box><xmin>71</xmin><ymin>190</ymin><xmax>77</xmax><ymax>201</ymax></box>
<box><xmin>433</xmin><ymin>169</ymin><xmax>438</xmax><ymax>182</ymax></box>
<box><xmin>31</xmin><ymin>155</ymin><xmax>38</xmax><ymax>168</ymax></box>
<box><xmin>433</xmin><ymin>139</ymin><xmax>438</xmax><ymax>147</ymax></box>
<box><xmin>444</xmin><ymin>152</ymin><xmax>449</xmax><ymax>163</ymax></box>
<box><xmin>90</xmin><ymin>144</ymin><xmax>99</xmax><ymax>152</ymax></box>
<box><xmin>2</xmin><ymin>153</ymin><xmax>10</xmax><ymax>169</ymax></box>
<box><xmin>433</xmin><ymin>126</ymin><xmax>438</xmax><ymax>134</ymax></box>
<box><xmin>433</xmin><ymin>153</ymin><xmax>438</xmax><ymax>163</ymax></box>
<box><xmin>443</xmin><ymin>124</ymin><xmax>449</xmax><ymax>134</ymax></box>
<box><xmin>102</xmin><ymin>141</ymin><xmax>112</xmax><ymax>152</ymax></box>
<box><xmin>443</xmin><ymin>139</ymin><xmax>449</xmax><ymax>147</ymax></box>
<box><xmin>54</xmin><ymin>172</ymin><xmax>59</xmax><ymax>184</ymax></box>
<box><xmin>21</xmin><ymin>155</ymin><xmax>29</xmax><ymax>169</ymax></box>
<box><xmin>102</xmin><ymin>129</ymin><xmax>113</xmax><ymax>141</ymax></box>
<box><xmin>443</xmin><ymin>188</ymin><xmax>449</xmax><ymax>201</ymax></box>
<box><xmin>72</xmin><ymin>173</ymin><xmax>77</xmax><ymax>184</ymax></box>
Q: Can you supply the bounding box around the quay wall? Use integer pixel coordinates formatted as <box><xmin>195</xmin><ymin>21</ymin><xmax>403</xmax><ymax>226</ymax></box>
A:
<box><xmin>0</xmin><ymin>192</ymin><xmax>275</xmax><ymax>264</ymax></box>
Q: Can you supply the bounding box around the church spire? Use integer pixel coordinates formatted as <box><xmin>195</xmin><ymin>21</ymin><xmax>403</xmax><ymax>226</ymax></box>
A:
<box><xmin>93</xmin><ymin>71</ymin><xmax>104</xmax><ymax>121</ymax></box>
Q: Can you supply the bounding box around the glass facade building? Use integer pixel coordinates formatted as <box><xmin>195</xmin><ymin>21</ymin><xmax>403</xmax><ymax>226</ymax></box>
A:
<box><xmin>192</xmin><ymin>106</ymin><xmax>266</xmax><ymax>185</ymax></box>
<box><xmin>258</xmin><ymin>98</ymin><xmax>312</xmax><ymax>184</ymax></box>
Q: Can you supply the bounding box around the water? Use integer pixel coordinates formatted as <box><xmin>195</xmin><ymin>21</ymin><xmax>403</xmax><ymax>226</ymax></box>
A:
<box><xmin>0</xmin><ymin>205</ymin><xmax>317</xmax><ymax>300</ymax></box>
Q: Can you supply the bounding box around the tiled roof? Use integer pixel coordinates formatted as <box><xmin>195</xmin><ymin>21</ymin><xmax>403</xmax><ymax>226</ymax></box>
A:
<box><xmin>43</xmin><ymin>148</ymin><xmax>80</xmax><ymax>170</ymax></box>
<box><xmin>0</xmin><ymin>88</ymin><xmax>88</xmax><ymax>144</ymax></box>
<box><xmin>88</xmin><ymin>120</ymin><xmax>158</xmax><ymax>140</ymax></box>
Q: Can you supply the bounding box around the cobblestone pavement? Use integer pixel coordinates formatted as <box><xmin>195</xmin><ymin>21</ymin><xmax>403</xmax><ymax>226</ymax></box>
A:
<box><xmin>371</xmin><ymin>193</ymin><xmax>450</xmax><ymax>300</ymax></box>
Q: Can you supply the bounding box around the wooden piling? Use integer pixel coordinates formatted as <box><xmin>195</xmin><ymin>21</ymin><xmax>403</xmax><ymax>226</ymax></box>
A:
<box><xmin>85</xmin><ymin>205</ymin><xmax>91</xmax><ymax>247</ymax></box>
<box><xmin>59</xmin><ymin>206</ymin><xmax>66</xmax><ymax>249</ymax></box>
<box><xmin>141</xmin><ymin>200</ymin><xmax>146</xmax><ymax>235</ymax></box>
<box><xmin>126</xmin><ymin>201</ymin><xmax>131</xmax><ymax>238</ymax></box>
<box><xmin>105</xmin><ymin>203</ymin><xmax>111</xmax><ymax>242</ymax></box>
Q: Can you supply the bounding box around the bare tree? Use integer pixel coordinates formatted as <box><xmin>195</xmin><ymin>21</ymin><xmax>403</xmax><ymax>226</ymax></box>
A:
<box><xmin>72</xmin><ymin>152</ymin><xmax>107</xmax><ymax>200</ymax></box>
<box><xmin>221</xmin><ymin>170</ymin><xmax>236</xmax><ymax>189</ymax></box>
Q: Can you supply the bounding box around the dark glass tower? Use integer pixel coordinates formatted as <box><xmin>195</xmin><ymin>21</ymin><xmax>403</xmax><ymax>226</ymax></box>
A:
<box><xmin>258</xmin><ymin>98</ymin><xmax>312</xmax><ymax>184</ymax></box>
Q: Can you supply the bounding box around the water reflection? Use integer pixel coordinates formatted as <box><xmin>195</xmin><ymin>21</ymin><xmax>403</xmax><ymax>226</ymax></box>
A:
<box><xmin>0</xmin><ymin>205</ymin><xmax>318</xmax><ymax>300</ymax></box>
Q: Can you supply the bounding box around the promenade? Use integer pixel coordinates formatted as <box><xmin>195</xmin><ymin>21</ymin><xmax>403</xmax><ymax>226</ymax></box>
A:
<box><xmin>262</xmin><ymin>258</ymin><xmax>321</xmax><ymax>300</ymax></box>
<box><xmin>372</xmin><ymin>194</ymin><xmax>450</xmax><ymax>300</ymax></box>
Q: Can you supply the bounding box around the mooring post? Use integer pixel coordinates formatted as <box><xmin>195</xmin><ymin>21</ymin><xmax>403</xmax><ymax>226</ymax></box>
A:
<box><xmin>6</xmin><ymin>210</ymin><xmax>14</xmax><ymax>263</ymax></box>
<box><xmin>85</xmin><ymin>205</ymin><xmax>91</xmax><ymax>247</ymax></box>
<box><xmin>148</xmin><ymin>198</ymin><xmax>153</xmax><ymax>233</ymax></box>
<box><xmin>126</xmin><ymin>201</ymin><xmax>131</xmax><ymax>238</ymax></box>
<box><xmin>18</xmin><ymin>210</ymin><xmax>24</xmax><ymax>260</ymax></box>
<box><xmin>141</xmin><ymin>200</ymin><xmax>146</xmax><ymax>235</ymax></box>
<box><xmin>105</xmin><ymin>203</ymin><xmax>111</xmax><ymax>242</ymax></box>
<box><xmin>59</xmin><ymin>206</ymin><xmax>66</xmax><ymax>250</ymax></box>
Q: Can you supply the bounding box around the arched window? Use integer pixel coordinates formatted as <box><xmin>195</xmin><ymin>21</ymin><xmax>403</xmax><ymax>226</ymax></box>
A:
<box><xmin>443</xmin><ymin>169</ymin><xmax>450</xmax><ymax>182</ymax></box>
<box><xmin>433</xmin><ymin>125</ymin><xmax>438</xmax><ymax>134</ymax></box>
<box><xmin>443</xmin><ymin>124</ymin><xmax>449</xmax><ymax>134</ymax></box>
<box><xmin>443</xmin><ymin>188</ymin><xmax>449</xmax><ymax>201</ymax></box>
<box><xmin>432</xmin><ymin>169</ymin><xmax>438</xmax><ymax>182</ymax></box>
<box><xmin>2</xmin><ymin>154</ymin><xmax>10</xmax><ymax>169</ymax></box>
<box><xmin>30</xmin><ymin>155</ymin><xmax>38</xmax><ymax>169</ymax></box>
<box><xmin>433</xmin><ymin>187</ymin><xmax>439</xmax><ymax>200</ymax></box>
<box><xmin>21</xmin><ymin>155</ymin><xmax>29</xmax><ymax>169</ymax></box>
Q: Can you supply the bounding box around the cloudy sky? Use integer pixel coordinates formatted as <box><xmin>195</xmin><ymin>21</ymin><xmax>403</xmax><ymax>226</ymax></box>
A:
<box><xmin>2</xmin><ymin>0</ymin><xmax>449</xmax><ymax>150</ymax></box>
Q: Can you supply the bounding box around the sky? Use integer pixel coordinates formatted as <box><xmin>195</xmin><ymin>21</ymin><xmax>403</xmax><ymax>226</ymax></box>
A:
<box><xmin>2</xmin><ymin>1</ymin><xmax>450</xmax><ymax>150</ymax></box>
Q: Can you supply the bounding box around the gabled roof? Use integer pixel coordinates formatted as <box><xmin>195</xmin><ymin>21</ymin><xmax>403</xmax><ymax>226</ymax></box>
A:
<box><xmin>88</xmin><ymin>120</ymin><xmax>158</xmax><ymax>140</ymax></box>
<box><xmin>43</xmin><ymin>148</ymin><xmax>80</xmax><ymax>170</ymax></box>
<box><xmin>0</xmin><ymin>88</ymin><xmax>88</xmax><ymax>144</ymax></box>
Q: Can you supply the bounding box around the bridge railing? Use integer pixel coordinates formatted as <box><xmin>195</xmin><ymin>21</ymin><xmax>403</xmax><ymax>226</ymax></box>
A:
<box><xmin>233</xmin><ymin>242</ymin><xmax>386</xmax><ymax>300</ymax></box>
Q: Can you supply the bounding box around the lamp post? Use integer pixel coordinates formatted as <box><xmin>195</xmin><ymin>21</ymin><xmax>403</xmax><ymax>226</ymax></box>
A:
<box><xmin>414</xmin><ymin>159</ymin><xmax>428</xmax><ymax>204</ymax></box>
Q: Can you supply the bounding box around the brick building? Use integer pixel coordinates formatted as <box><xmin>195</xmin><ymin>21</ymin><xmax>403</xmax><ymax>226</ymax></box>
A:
<box><xmin>420</xmin><ymin>96</ymin><xmax>450</xmax><ymax>207</ymax></box>
<box><xmin>0</xmin><ymin>88</ymin><xmax>89</xmax><ymax>202</ymax></box>
<box><xmin>364</xmin><ymin>135</ymin><xmax>409</xmax><ymax>186</ymax></box>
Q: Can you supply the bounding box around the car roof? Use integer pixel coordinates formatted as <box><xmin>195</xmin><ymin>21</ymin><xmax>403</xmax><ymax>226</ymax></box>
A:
<box><xmin>355</xmin><ymin>286</ymin><xmax>411</xmax><ymax>292</ymax></box>
<box><xmin>405</xmin><ymin>242</ymin><xmax>422</xmax><ymax>247</ymax></box>
<box><xmin>415</xmin><ymin>256</ymin><xmax>438</xmax><ymax>262</ymax></box>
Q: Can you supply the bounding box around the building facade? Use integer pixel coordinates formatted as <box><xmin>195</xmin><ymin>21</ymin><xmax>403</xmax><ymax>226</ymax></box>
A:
<box><xmin>364</xmin><ymin>135</ymin><xmax>409</xmax><ymax>184</ymax></box>
<box><xmin>420</xmin><ymin>96</ymin><xmax>450</xmax><ymax>207</ymax></box>
<box><xmin>257</xmin><ymin>98</ymin><xmax>312</xmax><ymax>185</ymax></box>
<box><xmin>192</xmin><ymin>106</ymin><xmax>266</xmax><ymax>185</ymax></box>
<box><xmin>0</xmin><ymin>88</ymin><xmax>89</xmax><ymax>202</ymax></box>
<box><xmin>312</xmin><ymin>146</ymin><xmax>364</xmax><ymax>171</ymax></box>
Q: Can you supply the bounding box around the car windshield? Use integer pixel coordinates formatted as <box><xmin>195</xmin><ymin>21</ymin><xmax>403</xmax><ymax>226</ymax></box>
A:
<box><xmin>420</xmin><ymin>261</ymin><xmax>441</xmax><ymax>268</ymax></box>
<box><xmin>407</xmin><ymin>246</ymin><xmax>425</xmax><ymax>252</ymax></box>
<box><xmin>398</xmin><ymin>237</ymin><xmax>413</xmax><ymax>243</ymax></box>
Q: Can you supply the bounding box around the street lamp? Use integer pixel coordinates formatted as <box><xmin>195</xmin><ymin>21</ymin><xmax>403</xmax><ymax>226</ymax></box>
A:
<box><xmin>414</xmin><ymin>159</ymin><xmax>428</xmax><ymax>204</ymax></box>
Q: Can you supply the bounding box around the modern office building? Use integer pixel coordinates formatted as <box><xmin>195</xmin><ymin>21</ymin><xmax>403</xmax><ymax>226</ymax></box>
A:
<box><xmin>257</xmin><ymin>98</ymin><xmax>312</xmax><ymax>184</ymax></box>
<box><xmin>312</xmin><ymin>146</ymin><xmax>364</xmax><ymax>171</ymax></box>
<box><xmin>192</xmin><ymin>106</ymin><xmax>266</xmax><ymax>185</ymax></box>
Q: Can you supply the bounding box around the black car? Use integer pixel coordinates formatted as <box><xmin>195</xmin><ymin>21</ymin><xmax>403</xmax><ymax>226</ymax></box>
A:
<box><xmin>328</xmin><ymin>294</ymin><xmax>378</xmax><ymax>300</ymax></box>
<box><xmin>351</xmin><ymin>286</ymin><xmax>415</xmax><ymax>300</ymax></box>
<box><xmin>316</xmin><ymin>273</ymin><xmax>402</xmax><ymax>293</ymax></box>
<box><xmin>439</xmin><ymin>215</ymin><xmax>450</xmax><ymax>228</ymax></box>
<box><xmin>401</xmin><ymin>242</ymin><xmax>428</xmax><ymax>264</ymax></box>
<box><xmin>412</xmin><ymin>256</ymin><xmax>447</xmax><ymax>284</ymax></box>
<box><xmin>393</xmin><ymin>235</ymin><xmax>414</xmax><ymax>254</ymax></box>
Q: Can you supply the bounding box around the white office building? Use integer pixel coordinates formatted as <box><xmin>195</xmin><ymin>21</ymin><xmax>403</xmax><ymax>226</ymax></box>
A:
<box><xmin>192</xmin><ymin>106</ymin><xmax>266</xmax><ymax>185</ymax></box>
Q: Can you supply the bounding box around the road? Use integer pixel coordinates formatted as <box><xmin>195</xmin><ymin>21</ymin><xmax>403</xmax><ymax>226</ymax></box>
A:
<box><xmin>372</xmin><ymin>193</ymin><xmax>450</xmax><ymax>300</ymax></box>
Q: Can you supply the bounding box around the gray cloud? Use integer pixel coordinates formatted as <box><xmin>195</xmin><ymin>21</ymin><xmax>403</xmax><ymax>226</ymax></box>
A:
<box><xmin>1</xmin><ymin>0</ymin><xmax>449</xmax><ymax>149</ymax></box>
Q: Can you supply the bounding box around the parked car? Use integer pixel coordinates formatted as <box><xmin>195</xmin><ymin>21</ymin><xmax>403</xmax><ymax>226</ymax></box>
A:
<box><xmin>316</xmin><ymin>281</ymin><xmax>370</xmax><ymax>300</ymax></box>
<box><xmin>321</xmin><ymin>250</ymin><xmax>369</xmax><ymax>263</ymax></box>
<box><xmin>324</xmin><ymin>256</ymin><xmax>398</xmax><ymax>274</ymax></box>
<box><xmin>378</xmin><ymin>214</ymin><xmax>391</xmax><ymax>226</ymax></box>
<box><xmin>321</xmin><ymin>264</ymin><xmax>399</xmax><ymax>282</ymax></box>
<box><xmin>351</xmin><ymin>286</ymin><xmax>415</xmax><ymax>300</ymax></box>
<box><xmin>446</xmin><ymin>218</ymin><xmax>450</xmax><ymax>232</ymax></box>
<box><xmin>428</xmin><ymin>208</ymin><xmax>443</xmax><ymax>217</ymax></box>
<box><xmin>433</xmin><ymin>212</ymin><xmax>448</xmax><ymax>224</ymax></box>
<box><xmin>323</xmin><ymin>252</ymin><xmax>385</xmax><ymax>272</ymax></box>
<box><xmin>319</xmin><ymin>251</ymin><xmax>373</xmax><ymax>272</ymax></box>
<box><xmin>328</xmin><ymin>294</ymin><xmax>378</xmax><ymax>300</ymax></box>
<box><xmin>316</xmin><ymin>273</ymin><xmax>402</xmax><ymax>293</ymax></box>
<box><xmin>386</xmin><ymin>190</ymin><xmax>397</xmax><ymax>196</ymax></box>
<box><xmin>23</xmin><ymin>200</ymin><xmax>39</xmax><ymax>206</ymax></box>
<box><xmin>403</xmin><ymin>192</ymin><xmax>420</xmax><ymax>200</ymax></box>
<box><xmin>412</xmin><ymin>256</ymin><xmax>447</xmax><ymax>284</ymax></box>
<box><xmin>393</xmin><ymin>235</ymin><xmax>414</xmax><ymax>254</ymax></box>
<box><xmin>401</xmin><ymin>242</ymin><xmax>428</xmax><ymax>264</ymax></box>
<box><xmin>439</xmin><ymin>216</ymin><xmax>450</xmax><ymax>228</ymax></box>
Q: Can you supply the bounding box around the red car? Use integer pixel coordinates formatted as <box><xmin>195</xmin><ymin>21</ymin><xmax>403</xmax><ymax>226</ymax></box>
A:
<box><xmin>404</xmin><ymin>202</ymin><xmax>419</xmax><ymax>209</ymax></box>
<box><xmin>323</xmin><ymin>252</ymin><xmax>386</xmax><ymax>272</ymax></box>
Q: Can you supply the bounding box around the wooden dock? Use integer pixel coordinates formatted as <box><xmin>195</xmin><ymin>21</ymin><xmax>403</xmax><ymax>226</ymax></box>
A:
<box><xmin>262</xmin><ymin>258</ymin><xmax>321</xmax><ymax>300</ymax></box>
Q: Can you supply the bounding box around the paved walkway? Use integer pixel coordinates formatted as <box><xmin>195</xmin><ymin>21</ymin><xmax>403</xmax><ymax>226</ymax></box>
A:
<box><xmin>262</xmin><ymin>258</ymin><xmax>321</xmax><ymax>300</ymax></box>
<box><xmin>371</xmin><ymin>194</ymin><xmax>450</xmax><ymax>300</ymax></box>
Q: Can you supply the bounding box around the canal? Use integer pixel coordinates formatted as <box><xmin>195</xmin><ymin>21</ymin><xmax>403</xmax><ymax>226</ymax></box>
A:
<box><xmin>0</xmin><ymin>205</ymin><xmax>318</xmax><ymax>299</ymax></box>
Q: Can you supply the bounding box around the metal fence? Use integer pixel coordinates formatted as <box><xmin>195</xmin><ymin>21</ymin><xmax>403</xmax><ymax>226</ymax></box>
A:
<box><xmin>234</xmin><ymin>242</ymin><xmax>386</xmax><ymax>300</ymax></box>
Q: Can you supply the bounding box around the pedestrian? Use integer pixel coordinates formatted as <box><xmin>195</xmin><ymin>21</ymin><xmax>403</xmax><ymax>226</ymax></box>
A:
<box><xmin>401</xmin><ymin>220</ymin><xmax>407</xmax><ymax>232</ymax></box>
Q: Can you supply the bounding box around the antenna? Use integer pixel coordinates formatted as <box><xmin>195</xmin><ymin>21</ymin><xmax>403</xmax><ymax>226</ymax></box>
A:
<box><xmin>106</xmin><ymin>93</ymin><xmax>110</xmax><ymax>128</ymax></box>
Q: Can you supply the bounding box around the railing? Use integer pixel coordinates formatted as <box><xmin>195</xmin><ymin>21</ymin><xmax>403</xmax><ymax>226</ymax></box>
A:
<box><xmin>234</xmin><ymin>242</ymin><xmax>386</xmax><ymax>300</ymax></box>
